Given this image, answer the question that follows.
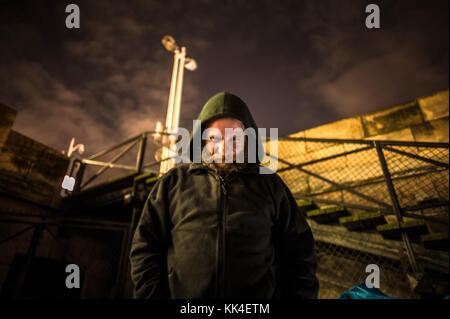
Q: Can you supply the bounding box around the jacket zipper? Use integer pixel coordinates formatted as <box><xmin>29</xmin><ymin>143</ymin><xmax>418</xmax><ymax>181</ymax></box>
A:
<box><xmin>210</xmin><ymin>170</ymin><xmax>236</xmax><ymax>298</ymax></box>
<box><xmin>217</xmin><ymin>174</ymin><xmax>227</xmax><ymax>298</ymax></box>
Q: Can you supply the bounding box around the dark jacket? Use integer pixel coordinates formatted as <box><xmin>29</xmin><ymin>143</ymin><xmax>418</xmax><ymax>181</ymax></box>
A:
<box><xmin>129</xmin><ymin>92</ymin><xmax>319</xmax><ymax>299</ymax></box>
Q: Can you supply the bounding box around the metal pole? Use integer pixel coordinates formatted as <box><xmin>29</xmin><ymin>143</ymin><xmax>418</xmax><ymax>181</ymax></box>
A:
<box><xmin>165</xmin><ymin>47</ymin><xmax>186</xmax><ymax>172</ymax></box>
<box><xmin>135</xmin><ymin>132</ymin><xmax>147</xmax><ymax>173</ymax></box>
<box><xmin>114</xmin><ymin>227</ymin><xmax>130</xmax><ymax>298</ymax></box>
<box><xmin>165</xmin><ymin>50</ymin><xmax>180</xmax><ymax>136</ymax></box>
<box><xmin>159</xmin><ymin>37</ymin><xmax>197</xmax><ymax>175</ymax></box>
<box><xmin>115</xmin><ymin>176</ymin><xmax>144</xmax><ymax>297</ymax></box>
<box><xmin>172</xmin><ymin>47</ymin><xmax>186</xmax><ymax>134</ymax></box>
<box><xmin>160</xmin><ymin>49</ymin><xmax>181</xmax><ymax>175</ymax></box>
<box><xmin>13</xmin><ymin>224</ymin><xmax>44</xmax><ymax>298</ymax></box>
<box><xmin>375</xmin><ymin>142</ymin><xmax>419</xmax><ymax>273</ymax></box>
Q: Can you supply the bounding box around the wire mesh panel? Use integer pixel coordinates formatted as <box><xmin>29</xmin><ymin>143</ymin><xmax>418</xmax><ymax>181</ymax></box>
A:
<box><xmin>277</xmin><ymin>140</ymin><xmax>392</xmax><ymax>212</ymax></box>
<box><xmin>382</xmin><ymin>145</ymin><xmax>449</xmax><ymax>208</ymax></box>
<box><xmin>271</xmin><ymin>137</ymin><xmax>449</xmax><ymax>299</ymax></box>
<box><xmin>315</xmin><ymin>241</ymin><xmax>415</xmax><ymax>299</ymax></box>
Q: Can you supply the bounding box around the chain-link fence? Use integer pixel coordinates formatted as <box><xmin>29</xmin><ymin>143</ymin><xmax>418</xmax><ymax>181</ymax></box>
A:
<box><xmin>315</xmin><ymin>241</ymin><xmax>415</xmax><ymax>298</ymax></box>
<box><xmin>270</xmin><ymin>137</ymin><xmax>449</xmax><ymax>298</ymax></box>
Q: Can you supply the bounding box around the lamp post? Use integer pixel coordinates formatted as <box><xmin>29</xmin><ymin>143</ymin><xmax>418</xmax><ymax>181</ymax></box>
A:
<box><xmin>158</xmin><ymin>35</ymin><xmax>197</xmax><ymax>175</ymax></box>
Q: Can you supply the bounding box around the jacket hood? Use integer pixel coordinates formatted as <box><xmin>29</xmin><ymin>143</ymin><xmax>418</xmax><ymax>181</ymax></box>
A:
<box><xmin>188</xmin><ymin>91</ymin><xmax>265</xmax><ymax>163</ymax></box>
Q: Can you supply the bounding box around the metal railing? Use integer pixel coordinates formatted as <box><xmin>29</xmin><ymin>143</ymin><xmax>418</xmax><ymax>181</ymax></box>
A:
<box><xmin>1</xmin><ymin>131</ymin><xmax>180</xmax><ymax>298</ymax></box>
<box><xmin>63</xmin><ymin>130</ymin><xmax>179</xmax><ymax>193</ymax></box>
<box><xmin>67</xmin><ymin>133</ymin><xmax>449</xmax><ymax>297</ymax></box>
<box><xmin>272</xmin><ymin>136</ymin><xmax>449</xmax><ymax>298</ymax></box>
<box><xmin>2</xmin><ymin>130</ymin><xmax>448</xmax><ymax>298</ymax></box>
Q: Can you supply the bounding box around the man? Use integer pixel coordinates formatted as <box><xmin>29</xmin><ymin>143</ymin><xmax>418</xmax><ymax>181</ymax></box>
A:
<box><xmin>129</xmin><ymin>91</ymin><xmax>318</xmax><ymax>299</ymax></box>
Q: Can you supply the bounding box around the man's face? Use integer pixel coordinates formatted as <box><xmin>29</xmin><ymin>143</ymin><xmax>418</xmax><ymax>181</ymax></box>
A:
<box><xmin>202</xmin><ymin>117</ymin><xmax>246</xmax><ymax>169</ymax></box>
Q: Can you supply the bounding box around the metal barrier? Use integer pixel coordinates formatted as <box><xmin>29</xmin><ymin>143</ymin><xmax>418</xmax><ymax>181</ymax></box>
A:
<box><xmin>62</xmin><ymin>130</ymin><xmax>178</xmax><ymax>193</ymax></box>
<box><xmin>273</xmin><ymin>136</ymin><xmax>449</xmax><ymax>298</ymax></box>
<box><xmin>1</xmin><ymin>131</ymin><xmax>448</xmax><ymax>298</ymax></box>
<box><xmin>1</xmin><ymin>131</ymin><xmax>173</xmax><ymax>298</ymax></box>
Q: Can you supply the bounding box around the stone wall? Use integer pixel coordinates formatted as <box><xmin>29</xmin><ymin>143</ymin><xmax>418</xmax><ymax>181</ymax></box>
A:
<box><xmin>270</xmin><ymin>90</ymin><xmax>449</xmax><ymax>206</ymax></box>
<box><xmin>0</xmin><ymin>104</ymin><xmax>126</xmax><ymax>298</ymax></box>
<box><xmin>287</xmin><ymin>89</ymin><xmax>449</xmax><ymax>142</ymax></box>
<box><xmin>0</xmin><ymin>129</ymin><xmax>69</xmax><ymax>208</ymax></box>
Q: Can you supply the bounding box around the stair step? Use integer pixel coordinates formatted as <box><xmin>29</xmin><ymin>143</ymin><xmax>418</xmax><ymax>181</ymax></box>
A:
<box><xmin>376</xmin><ymin>221</ymin><xmax>429</xmax><ymax>240</ymax></box>
<box><xmin>339</xmin><ymin>211</ymin><xmax>386</xmax><ymax>231</ymax></box>
<box><xmin>296</xmin><ymin>199</ymin><xmax>318</xmax><ymax>216</ymax></box>
<box><xmin>417</xmin><ymin>197</ymin><xmax>441</xmax><ymax>205</ymax></box>
<box><xmin>134</xmin><ymin>172</ymin><xmax>159</xmax><ymax>185</ymax></box>
<box><xmin>421</xmin><ymin>232</ymin><xmax>449</xmax><ymax>251</ymax></box>
<box><xmin>306</xmin><ymin>206</ymin><xmax>349</xmax><ymax>224</ymax></box>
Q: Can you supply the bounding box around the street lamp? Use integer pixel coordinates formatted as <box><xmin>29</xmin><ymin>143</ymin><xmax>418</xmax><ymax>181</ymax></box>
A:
<box><xmin>161</xmin><ymin>35</ymin><xmax>177</xmax><ymax>52</ymax></box>
<box><xmin>158</xmin><ymin>35</ymin><xmax>197</xmax><ymax>175</ymax></box>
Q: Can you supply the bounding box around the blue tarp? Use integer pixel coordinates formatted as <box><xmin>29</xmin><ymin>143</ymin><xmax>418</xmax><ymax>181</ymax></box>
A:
<box><xmin>339</xmin><ymin>283</ymin><xmax>393</xmax><ymax>299</ymax></box>
<box><xmin>339</xmin><ymin>283</ymin><xmax>450</xmax><ymax>299</ymax></box>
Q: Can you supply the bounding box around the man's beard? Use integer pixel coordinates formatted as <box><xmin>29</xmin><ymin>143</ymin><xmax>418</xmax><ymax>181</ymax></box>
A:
<box><xmin>201</xmin><ymin>142</ymin><xmax>249</xmax><ymax>176</ymax></box>
<box><xmin>202</xmin><ymin>151</ymin><xmax>248</xmax><ymax>176</ymax></box>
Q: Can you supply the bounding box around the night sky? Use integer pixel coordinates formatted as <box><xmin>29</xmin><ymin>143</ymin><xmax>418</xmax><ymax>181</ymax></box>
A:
<box><xmin>0</xmin><ymin>0</ymin><xmax>448</xmax><ymax>154</ymax></box>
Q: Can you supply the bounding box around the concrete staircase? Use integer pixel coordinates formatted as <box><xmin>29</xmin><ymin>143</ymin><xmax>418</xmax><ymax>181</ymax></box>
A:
<box><xmin>297</xmin><ymin>199</ymin><xmax>448</xmax><ymax>252</ymax></box>
<box><xmin>296</xmin><ymin>198</ymin><xmax>449</xmax><ymax>298</ymax></box>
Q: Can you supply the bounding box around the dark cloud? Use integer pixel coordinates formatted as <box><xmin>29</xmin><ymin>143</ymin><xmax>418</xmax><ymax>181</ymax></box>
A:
<box><xmin>295</xmin><ymin>0</ymin><xmax>449</xmax><ymax>122</ymax></box>
<box><xmin>0</xmin><ymin>0</ymin><xmax>448</xmax><ymax>155</ymax></box>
